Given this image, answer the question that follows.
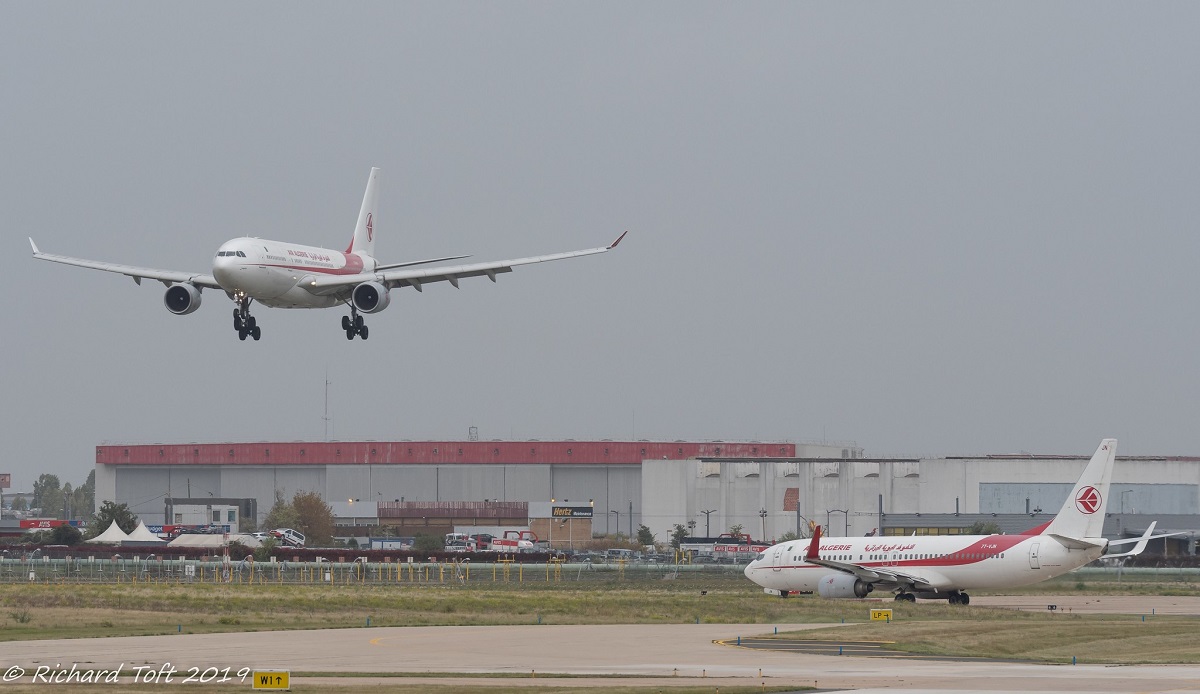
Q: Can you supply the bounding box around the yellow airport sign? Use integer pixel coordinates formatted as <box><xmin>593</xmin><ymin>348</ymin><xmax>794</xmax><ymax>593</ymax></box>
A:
<box><xmin>252</xmin><ymin>670</ymin><xmax>290</xmax><ymax>690</ymax></box>
<box><xmin>870</xmin><ymin>609</ymin><xmax>893</xmax><ymax>622</ymax></box>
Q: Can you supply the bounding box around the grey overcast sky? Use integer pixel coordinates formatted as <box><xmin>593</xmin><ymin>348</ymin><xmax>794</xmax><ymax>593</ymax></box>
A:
<box><xmin>4</xmin><ymin>3</ymin><xmax>1199</xmax><ymax>491</ymax></box>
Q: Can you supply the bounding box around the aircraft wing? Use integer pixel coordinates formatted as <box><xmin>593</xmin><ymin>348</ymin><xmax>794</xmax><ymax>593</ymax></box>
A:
<box><xmin>307</xmin><ymin>231</ymin><xmax>627</xmax><ymax>293</ymax></box>
<box><xmin>802</xmin><ymin>526</ymin><xmax>942</xmax><ymax>591</ymax></box>
<box><xmin>30</xmin><ymin>238</ymin><xmax>221</xmax><ymax>289</ymax></box>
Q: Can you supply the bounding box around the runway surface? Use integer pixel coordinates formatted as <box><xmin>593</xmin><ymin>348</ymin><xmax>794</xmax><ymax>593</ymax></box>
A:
<box><xmin>1</xmin><ymin>595</ymin><xmax>1198</xmax><ymax>692</ymax></box>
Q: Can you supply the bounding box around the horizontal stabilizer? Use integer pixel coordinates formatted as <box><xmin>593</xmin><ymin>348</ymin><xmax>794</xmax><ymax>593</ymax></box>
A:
<box><xmin>1104</xmin><ymin>521</ymin><xmax>1187</xmax><ymax>559</ymax></box>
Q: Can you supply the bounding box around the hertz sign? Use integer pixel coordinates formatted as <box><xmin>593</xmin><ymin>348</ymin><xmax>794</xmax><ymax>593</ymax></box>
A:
<box><xmin>551</xmin><ymin>506</ymin><xmax>594</xmax><ymax>518</ymax></box>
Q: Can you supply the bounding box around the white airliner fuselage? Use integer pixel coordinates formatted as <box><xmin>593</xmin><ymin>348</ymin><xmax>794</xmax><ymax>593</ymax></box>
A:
<box><xmin>212</xmin><ymin>238</ymin><xmax>369</xmax><ymax>309</ymax></box>
<box><xmin>31</xmin><ymin>167</ymin><xmax>625</xmax><ymax>341</ymax></box>
<box><xmin>744</xmin><ymin>522</ymin><xmax>1098</xmax><ymax>602</ymax></box>
<box><xmin>745</xmin><ymin>439</ymin><xmax>1172</xmax><ymax>604</ymax></box>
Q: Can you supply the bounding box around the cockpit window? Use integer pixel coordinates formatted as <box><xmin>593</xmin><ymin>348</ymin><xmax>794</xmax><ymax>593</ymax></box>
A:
<box><xmin>236</xmin><ymin>251</ymin><xmax>246</xmax><ymax>257</ymax></box>
<box><xmin>217</xmin><ymin>250</ymin><xmax>246</xmax><ymax>257</ymax></box>
<box><xmin>755</xmin><ymin>552</ymin><xmax>765</xmax><ymax>561</ymax></box>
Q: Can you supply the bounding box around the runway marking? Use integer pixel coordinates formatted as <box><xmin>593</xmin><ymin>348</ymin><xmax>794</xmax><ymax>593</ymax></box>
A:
<box><xmin>718</xmin><ymin>638</ymin><xmax>1027</xmax><ymax>662</ymax></box>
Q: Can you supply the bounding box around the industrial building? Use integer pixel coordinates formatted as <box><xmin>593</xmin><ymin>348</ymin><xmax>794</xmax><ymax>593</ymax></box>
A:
<box><xmin>94</xmin><ymin>440</ymin><xmax>1200</xmax><ymax>552</ymax></box>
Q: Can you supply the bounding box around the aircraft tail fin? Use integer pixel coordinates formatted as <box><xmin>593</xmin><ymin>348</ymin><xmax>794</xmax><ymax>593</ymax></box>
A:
<box><xmin>1043</xmin><ymin>438</ymin><xmax>1117</xmax><ymax>540</ymax></box>
<box><xmin>346</xmin><ymin>167</ymin><xmax>381</xmax><ymax>257</ymax></box>
<box><xmin>805</xmin><ymin>524</ymin><xmax>823</xmax><ymax>561</ymax></box>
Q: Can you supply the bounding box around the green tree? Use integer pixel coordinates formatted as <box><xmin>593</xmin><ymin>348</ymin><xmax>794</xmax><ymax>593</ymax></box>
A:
<box><xmin>777</xmin><ymin>530</ymin><xmax>800</xmax><ymax>543</ymax></box>
<box><xmin>670</xmin><ymin>523</ymin><xmax>688</xmax><ymax>549</ymax></box>
<box><xmin>11</xmin><ymin>496</ymin><xmax>27</xmax><ymax>512</ymax></box>
<box><xmin>86</xmin><ymin>500</ymin><xmax>138</xmax><ymax>539</ymax></box>
<box><xmin>33</xmin><ymin>474</ymin><xmax>60</xmax><ymax>508</ymax></box>
<box><xmin>33</xmin><ymin>474</ymin><xmax>64</xmax><ymax>518</ymax></box>
<box><xmin>262</xmin><ymin>490</ymin><xmax>301</xmax><ymax>531</ymax></box>
<box><xmin>412</xmin><ymin>533</ymin><xmax>443</xmax><ymax>553</ymax></box>
<box><xmin>253</xmin><ymin>537</ymin><xmax>277</xmax><ymax>563</ymax></box>
<box><xmin>74</xmin><ymin>470</ymin><xmax>95</xmax><ymax>518</ymax></box>
<box><xmin>49</xmin><ymin>524</ymin><xmax>83</xmax><ymax>545</ymax></box>
<box><xmin>635</xmin><ymin>524</ymin><xmax>655</xmax><ymax>546</ymax></box>
<box><xmin>291</xmin><ymin>491</ymin><xmax>336</xmax><ymax>546</ymax></box>
<box><xmin>728</xmin><ymin>523</ymin><xmax>744</xmax><ymax>537</ymax></box>
<box><xmin>968</xmin><ymin>521</ymin><xmax>1003</xmax><ymax>535</ymax></box>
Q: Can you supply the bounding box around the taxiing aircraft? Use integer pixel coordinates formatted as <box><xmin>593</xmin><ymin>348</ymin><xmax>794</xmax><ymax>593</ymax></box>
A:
<box><xmin>30</xmin><ymin>168</ymin><xmax>626</xmax><ymax>341</ymax></box>
<box><xmin>744</xmin><ymin>439</ymin><xmax>1177</xmax><ymax>604</ymax></box>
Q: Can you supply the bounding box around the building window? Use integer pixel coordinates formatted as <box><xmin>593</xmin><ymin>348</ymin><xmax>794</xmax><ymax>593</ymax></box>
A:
<box><xmin>227</xmin><ymin>510</ymin><xmax>236</xmax><ymax>522</ymax></box>
<box><xmin>213</xmin><ymin>511</ymin><xmax>221</xmax><ymax>523</ymax></box>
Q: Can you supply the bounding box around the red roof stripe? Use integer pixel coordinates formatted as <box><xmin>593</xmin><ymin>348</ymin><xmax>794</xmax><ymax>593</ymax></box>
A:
<box><xmin>96</xmin><ymin>441</ymin><xmax>796</xmax><ymax>466</ymax></box>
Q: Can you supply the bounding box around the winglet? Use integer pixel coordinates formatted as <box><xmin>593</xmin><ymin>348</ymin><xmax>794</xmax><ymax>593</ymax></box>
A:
<box><xmin>608</xmin><ymin>230</ymin><xmax>628</xmax><ymax>249</ymax></box>
<box><xmin>29</xmin><ymin>237</ymin><xmax>40</xmax><ymax>255</ymax></box>
<box><xmin>805</xmin><ymin>524</ymin><xmax>823</xmax><ymax>561</ymax></box>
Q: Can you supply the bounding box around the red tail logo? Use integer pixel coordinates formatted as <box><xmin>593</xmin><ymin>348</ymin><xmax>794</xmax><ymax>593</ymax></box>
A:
<box><xmin>1075</xmin><ymin>486</ymin><xmax>1101</xmax><ymax>514</ymax></box>
<box><xmin>366</xmin><ymin>213</ymin><xmax>373</xmax><ymax>241</ymax></box>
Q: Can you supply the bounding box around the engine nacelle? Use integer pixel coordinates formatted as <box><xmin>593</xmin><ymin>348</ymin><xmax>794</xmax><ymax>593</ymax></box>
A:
<box><xmin>352</xmin><ymin>281</ymin><xmax>391</xmax><ymax>313</ymax></box>
<box><xmin>164</xmin><ymin>283</ymin><xmax>202</xmax><ymax>315</ymax></box>
<box><xmin>816</xmin><ymin>573</ymin><xmax>873</xmax><ymax>599</ymax></box>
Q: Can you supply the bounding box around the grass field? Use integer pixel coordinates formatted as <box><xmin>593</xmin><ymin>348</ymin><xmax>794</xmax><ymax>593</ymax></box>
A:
<box><xmin>1</xmin><ymin>569</ymin><xmax>1198</xmax><ymax>670</ymax></box>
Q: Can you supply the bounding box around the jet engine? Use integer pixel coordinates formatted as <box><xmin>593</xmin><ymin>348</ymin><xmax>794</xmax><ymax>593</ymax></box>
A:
<box><xmin>816</xmin><ymin>573</ymin><xmax>873</xmax><ymax>599</ymax></box>
<box><xmin>164</xmin><ymin>283</ymin><xmax>202</xmax><ymax>315</ymax></box>
<box><xmin>352</xmin><ymin>281</ymin><xmax>390</xmax><ymax>313</ymax></box>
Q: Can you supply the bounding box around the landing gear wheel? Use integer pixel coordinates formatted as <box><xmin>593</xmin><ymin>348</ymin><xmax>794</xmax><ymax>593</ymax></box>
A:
<box><xmin>234</xmin><ymin>315</ymin><xmax>243</xmax><ymax>330</ymax></box>
<box><xmin>359</xmin><ymin>325</ymin><xmax>369</xmax><ymax>340</ymax></box>
<box><xmin>251</xmin><ymin>326</ymin><xmax>261</xmax><ymax>341</ymax></box>
<box><xmin>238</xmin><ymin>329</ymin><xmax>248</xmax><ymax>341</ymax></box>
<box><xmin>948</xmin><ymin>593</ymin><xmax>961</xmax><ymax>605</ymax></box>
<box><xmin>342</xmin><ymin>315</ymin><xmax>351</xmax><ymax>331</ymax></box>
<box><xmin>959</xmin><ymin>592</ymin><xmax>970</xmax><ymax>605</ymax></box>
<box><xmin>346</xmin><ymin>328</ymin><xmax>355</xmax><ymax>340</ymax></box>
<box><xmin>354</xmin><ymin>315</ymin><xmax>364</xmax><ymax>330</ymax></box>
<box><xmin>895</xmin><ymin>593</ymin><xmax>916</xmax><ymax>603</ymax></box>
<box><xmin>246</xmin><ymin>316</ymin><xmax>257</xmax><ymax>330</ymax></box>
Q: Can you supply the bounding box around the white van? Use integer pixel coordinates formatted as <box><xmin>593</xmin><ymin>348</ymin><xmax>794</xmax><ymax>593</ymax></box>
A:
<box><xmin>270</xmin><ymin>528</ymin><xmax>306</xmax><ymax>547</ymax></box>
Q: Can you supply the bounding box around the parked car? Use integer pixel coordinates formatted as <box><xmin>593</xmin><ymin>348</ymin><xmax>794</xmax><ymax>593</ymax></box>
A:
<box><xmin>270</xmin><ymin>528</ymin><xmax>306</xmax><ymax>547</ymax></box>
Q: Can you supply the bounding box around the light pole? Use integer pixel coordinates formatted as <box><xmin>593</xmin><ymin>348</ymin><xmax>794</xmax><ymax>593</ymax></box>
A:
<box><xmin>758</xmin><ymin>508</ymin><xmax>768</xmax><ymax>542</ymax></box>
<box><xmin>686</xmin><ymin>519</ymin><xmax>696</xmax><ymax>537</ymax></box>
<box><xmin>1119</xmin><ymin>490</ymin><xmax>1133</xmax><ymax>535</ymax></box>
<box><xmin>700</xmin><ymin>509</ymin><xmax>717</xmax><ymax>537</ymax></box>
<box><xmin>610</xmin><ymin>509</ymin><xmax>620</xmax><ymax>537</ymax></box>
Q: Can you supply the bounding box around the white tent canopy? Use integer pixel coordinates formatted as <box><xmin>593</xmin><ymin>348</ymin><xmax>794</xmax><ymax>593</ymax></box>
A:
<box><xmin>124</xmin><ymin>521</ymin><xmax>166</xmax><ymax>544</ymax></box>
<box><xmin>84</xmin><ymin>521</ymin><xmax>130</xmax><ymax>544</ymax></box>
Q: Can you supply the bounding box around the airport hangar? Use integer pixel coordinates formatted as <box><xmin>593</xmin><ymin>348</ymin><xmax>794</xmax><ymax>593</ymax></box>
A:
<box><xmin>94</xmin><ymin>441</ymin><xmax>1199</xmax><ymax>552</ymax></box>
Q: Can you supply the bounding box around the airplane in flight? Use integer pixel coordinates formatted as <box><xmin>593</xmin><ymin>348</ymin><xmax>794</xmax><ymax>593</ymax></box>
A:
<box><xmin>744</xmin><ymin>439</ymin><xmax>1177</xmax><ymax>604</ymax></box>
<box><xmin>30</xmin><ymin>167</ymin><xmax>626</xmax><ymax>341</ymax></box>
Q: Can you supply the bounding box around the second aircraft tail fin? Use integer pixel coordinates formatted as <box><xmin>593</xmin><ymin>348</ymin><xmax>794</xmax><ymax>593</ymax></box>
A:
<box><xmin>346</xmin><ymin>167</ymin><xmax>381</xmax><ymax>257</ymax></box>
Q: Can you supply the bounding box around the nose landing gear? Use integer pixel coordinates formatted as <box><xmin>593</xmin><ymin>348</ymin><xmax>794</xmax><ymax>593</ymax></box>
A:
<box><xmin>233</xmin><ymin>296</ymin><xmax>261</xmax><ymax>341</ymax></box>
<box><xmin>342</xmin><ymin>309</ymin><xmax>368</xmax><ymax>340</ymax></box>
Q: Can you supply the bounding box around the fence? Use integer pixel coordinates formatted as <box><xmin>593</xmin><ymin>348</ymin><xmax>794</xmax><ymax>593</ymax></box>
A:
<box><xmin>0</xmin><ymin>555</ymin><xmax>745</xmax><ymax>586</ymax></box>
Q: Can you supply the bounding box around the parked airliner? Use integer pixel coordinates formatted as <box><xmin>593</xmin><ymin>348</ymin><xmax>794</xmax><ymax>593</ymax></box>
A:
<box><xmin>30</xmin><ymin>168</ymin><xmax>626</xmax><ymax>341</ymax></box>
<box><xmin>745</xmin><ymin>439</ymin><xmax>1175</xmax><ymax>604</ymax></box>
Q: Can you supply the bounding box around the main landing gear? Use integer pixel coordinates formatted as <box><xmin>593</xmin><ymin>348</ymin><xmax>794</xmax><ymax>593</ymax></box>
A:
<box><xmin>342</xmin><ymin>308</ymin><xmax>368</xmax><ymax>340</ymax></box>
<box><xmin>233</xmin><ymin>296</ymin><xmax>261</xmax><ymax>341</ymax></box>
<box><xmin>894</xmin><ymin>592</ymin><xmax>917</xmax><ymax>603</ymax></box>
<box><xmin>948</xmin><ymin>591</ymin><xmax>970</xmax><ymax>605</ymax></box>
